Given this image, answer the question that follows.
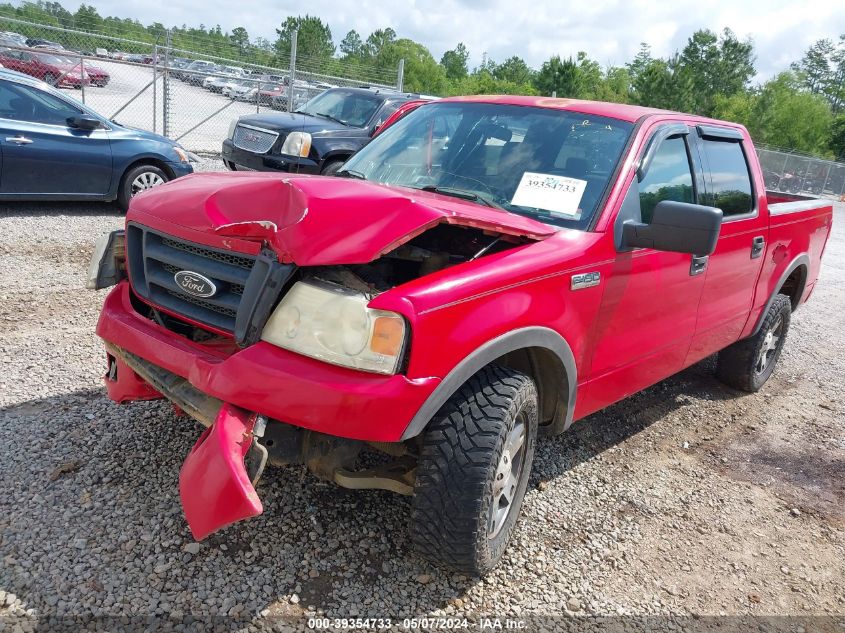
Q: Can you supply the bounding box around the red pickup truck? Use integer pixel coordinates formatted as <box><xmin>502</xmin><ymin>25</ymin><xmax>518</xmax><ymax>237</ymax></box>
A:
<box><xmin>88</xmin><ymin>95</ymin><xmax>832</xmax><ymax>574</ymax></box>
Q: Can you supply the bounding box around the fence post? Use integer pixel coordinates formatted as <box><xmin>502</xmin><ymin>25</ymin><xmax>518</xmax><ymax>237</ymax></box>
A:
<box><xmin>820</xmin><ymin>162</ymin><xmax>832</xmax><ymax>197</ymax></box>
<box><xmin>288</xmin><ymin>30</ymin><xmax>297</xmax><ymax>113</ymax></box>
<box><xmin>80</xmin><ymin>55</ymin><xmax>85</xmax><ymax>104</ymax></box>
<box><xmin>152</xmin><ymin>44</ymin><xmax>158</xmax><ymax>134</ymax></box>
<box><xmin>163</xmin><ymin>30</ymin><xmax>171</xmax><ymax>137</ymax></box>
<box><xmin>397</xmin><ymin>59</ymin><xmax>405</xmax><ymax>92</ymax></box>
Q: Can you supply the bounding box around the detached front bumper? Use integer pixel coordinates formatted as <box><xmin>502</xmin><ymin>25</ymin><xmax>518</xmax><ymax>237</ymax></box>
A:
<box><xmin>96</xmin><ymin>282</ymin><xmax>439</xmax><ymax>442</ymax></box>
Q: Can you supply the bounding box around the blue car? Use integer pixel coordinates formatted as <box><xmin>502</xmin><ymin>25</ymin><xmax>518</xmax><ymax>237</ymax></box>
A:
<box><xmin>0</xmin><ymin>68</ymin><xmax>193</xmax><ymax>210</ymax></box>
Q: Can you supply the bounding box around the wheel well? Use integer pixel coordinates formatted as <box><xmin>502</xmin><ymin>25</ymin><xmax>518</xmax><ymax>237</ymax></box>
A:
<box><xmin>493</xmin><ymin>346</ymin><xmax>568</xmax><ymax>433</ymax></box>
<box><xmin>779</xmin><ymin>264</ymin><xmax>808</xmax><ymax>311</ymax></box>
<box><xmin>321</xmin><ymin>154</ymin><xmax>351</xmax><ymax>169</ymax></box>
<box><xmin>121</xmin><ymin>158</ymin><xmax>175</xmax><ymax>184</ymax></box>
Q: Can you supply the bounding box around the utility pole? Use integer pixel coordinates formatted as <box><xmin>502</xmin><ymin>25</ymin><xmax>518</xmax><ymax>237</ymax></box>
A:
<box><xmin>288</xmin><ymin>29</ymin><xmax>297</xmax><ymax>113</ymax></box>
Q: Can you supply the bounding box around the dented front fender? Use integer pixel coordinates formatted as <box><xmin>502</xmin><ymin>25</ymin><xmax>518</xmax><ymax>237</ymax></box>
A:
<box><xmin>179</xmin><ymin>403</ymin><xmax>263</xmax><ymax>540</ymax></box>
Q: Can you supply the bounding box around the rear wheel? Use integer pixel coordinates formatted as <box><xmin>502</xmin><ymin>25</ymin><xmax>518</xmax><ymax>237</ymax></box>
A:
<box><xmin>118</xmin><ymin>164</ymin><xmax>169</xmax><ymax>211</ymax></box>
<box><xmin>410</xmin><ymin>365</ymin><xmax>538</xmax><ymax>575</ymax></box>
<box><xmin>715</xmin><ymin>293</ymin><xmax>791</xmax><ymax>392</ymax></box>
<box><xmin>43</xmin><ymin>72</ymin><xmax>57</xmax><ymax>86</ymax></box>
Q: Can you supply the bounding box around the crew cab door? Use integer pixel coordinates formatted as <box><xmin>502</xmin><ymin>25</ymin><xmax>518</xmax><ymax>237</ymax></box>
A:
<box><xmin>685</xmin><ymin>126</ymin><xmax>766</xmax><ymax>363</ymax></box>
<box><xmin>578</xmin><ymin>124</ymin><xmax>708</xmax><ymax>416</ymax></box>
<box><xmin>0</xmin><ymin>78</ymin><xmax>112</xmax><ymax>196</ymax></box>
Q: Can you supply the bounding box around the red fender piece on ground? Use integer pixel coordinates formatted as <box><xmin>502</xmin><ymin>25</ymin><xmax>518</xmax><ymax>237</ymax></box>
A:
<box><xmin>179</xmin><ymin>403</ymin><xmax>263</xmax><ymax>540</ymax></box>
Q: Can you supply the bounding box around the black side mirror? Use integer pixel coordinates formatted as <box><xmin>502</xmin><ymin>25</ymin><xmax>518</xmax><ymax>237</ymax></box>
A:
<box><xmin>67</xmin><ymin>114</ymin><xmax>102</xmax><ymax>131</ymax></box>
<box><xmin>622</xmin><ymin>200</ymin><xmax>722</xmax><ymax>255</ymax></box>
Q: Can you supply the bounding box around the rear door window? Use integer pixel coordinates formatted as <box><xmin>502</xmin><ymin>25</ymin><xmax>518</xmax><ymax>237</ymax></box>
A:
<box><xmin>699</xmin><ymin>139</ymin><xmax>754</xmax><ymax>217</ymax></box>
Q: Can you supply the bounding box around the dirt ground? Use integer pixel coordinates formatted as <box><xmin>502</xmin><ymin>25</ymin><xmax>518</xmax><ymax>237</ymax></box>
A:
<box><xmin>0</xmin><ymin>195</ymin><xmax>842</xmax><ymax>629</ymax></box>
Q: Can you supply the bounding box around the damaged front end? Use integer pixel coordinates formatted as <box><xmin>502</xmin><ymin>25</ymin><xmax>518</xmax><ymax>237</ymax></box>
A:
<box><xmin>91</xmin><ymin>172</ymin><xmax>554</xmax><ymax>541</ymax></box>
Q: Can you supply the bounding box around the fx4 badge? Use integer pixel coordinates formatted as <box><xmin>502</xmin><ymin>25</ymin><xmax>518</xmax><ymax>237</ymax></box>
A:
<box><xmin>174</xmin><ymin>271</ymin><xmax>217</xmax><ymax>298</ymax></box>
<box><xmin>571</xmin><ymin>271</ymin><xmax>601</xmax><ymax>290</ymax></box>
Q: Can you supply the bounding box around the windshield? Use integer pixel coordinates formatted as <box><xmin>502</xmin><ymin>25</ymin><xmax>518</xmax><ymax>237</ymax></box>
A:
<box><xmin>296</xmin><ymin>89</ymin><xmax>383</xmax><ymax>128</ymax></box>
<box><xmin>35</xmin><ymin>53</ymin><xmax>67</xmax><ymax>65</ymax></box>
<box><xmin>341</xmin><ymin>102</ymin><xmax>634</xmax><ymax>229</ymax></box>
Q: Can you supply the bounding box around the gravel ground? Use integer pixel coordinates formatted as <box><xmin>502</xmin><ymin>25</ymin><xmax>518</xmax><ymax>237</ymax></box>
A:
<box><xmin>0</xmin><ymin>167</ymin><xmax>843</xmax><ymax>628</ymax></box>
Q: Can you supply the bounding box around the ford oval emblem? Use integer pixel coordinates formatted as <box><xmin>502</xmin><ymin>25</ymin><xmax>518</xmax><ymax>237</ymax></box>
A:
<box><xmin>174</xmin><ymin>271</ymin><xmax>217</xmax><ymax>298</ymax></box>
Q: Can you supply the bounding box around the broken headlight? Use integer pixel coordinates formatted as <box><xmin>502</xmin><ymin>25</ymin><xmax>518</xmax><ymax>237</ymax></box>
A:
<box><xmin>261</xmin><ymin>281</ymin><xmax>406</xmax><ymax>375</ymax></box>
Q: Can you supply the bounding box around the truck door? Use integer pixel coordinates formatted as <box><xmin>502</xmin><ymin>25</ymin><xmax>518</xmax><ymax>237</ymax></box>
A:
<box><xmin>685</xmin><ymin>126</ymin><xmax>766</xmax><ymax>364</ymax></box>
<box><xmin>579</xmin><ymin>125</ymin><xmax>708</xmax><ymax>416</ymax></box>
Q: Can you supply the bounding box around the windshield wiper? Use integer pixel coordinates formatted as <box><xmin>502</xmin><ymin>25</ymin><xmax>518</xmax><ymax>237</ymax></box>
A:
<box><xmin>336</xmin><ymin>169</ymin><xmax>367</xmax><ymax>180</ymax></box>
<box><xmin>312</xmin><ymin>111</ymin><xmax>347</xmax><ymax>125</ymax></box>
<box><xmin>417</xmin><ymin>186</ymin><xmax>502</xmax><ymax>209</ymax></box>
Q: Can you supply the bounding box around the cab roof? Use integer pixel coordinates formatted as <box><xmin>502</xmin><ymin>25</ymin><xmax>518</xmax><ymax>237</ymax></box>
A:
<box><xmin>435</xmin><ymin>94</ymin><xmax>717</xmax><ymax>125</ymax></box>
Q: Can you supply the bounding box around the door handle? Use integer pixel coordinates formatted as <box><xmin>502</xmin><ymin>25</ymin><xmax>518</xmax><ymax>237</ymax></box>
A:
<box><xmin>5</xmin><ymin>136</ymin><xmax>33</xmax><ymax>145</ymax></box>
<box><xmin>751</xmin><ymin>235</ymin><xmax>765</xmax><ymax>259</ymax></box>
<box><xmin>690</xmin><ymin>254</ymin><xmax>708</xmax><ymax>276</ymax></box>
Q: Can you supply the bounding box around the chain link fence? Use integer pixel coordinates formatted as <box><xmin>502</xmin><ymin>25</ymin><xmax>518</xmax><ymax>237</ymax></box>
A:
<box><xmin>757</xmin><ymin>146</ymin><xmax>845</xmax><ymax>201</ymax></box>
<box><xmin>0</xmin><ymin>15</ymin><xmax>402</xmax><ymax>153</ymax></box>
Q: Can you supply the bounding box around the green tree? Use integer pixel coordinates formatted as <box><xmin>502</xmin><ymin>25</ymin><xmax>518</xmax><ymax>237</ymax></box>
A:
<box><xmin>378</xmin><ymin>38</ymin><xmax>445</xmax><ymax>94</ymax></box>
<box><xmin>440</xmin><ymin>42</ymin><xmax>469</xmax><ymax>80</ymax></box>
<box><xmin>493</xmin><ymin>55</ymin><xmax>533</xmax><ymax>85</ymax></box>
<box><xmin>229</xmin><ymin>26</ymin><xmax>249</xmax><ymax>55</ymax></box>
<box><xmin>627</xmin><ymin>44</ymin><xmax>653</xmax><ymax>84</ymax></box>
<box><xmin>274</xmin><ymin>15</ymin><xmax>334</xmax><ymax>61</ymax></box>
<box><xmin>674</xmin><ymin>28</ymin><xmax>755</xmax><ymax>116</ymax></box>
<box><xmin>630</xmin><ymin>56</ymin><xmax>671</xmax><ymax>107</ymax></box>
<box><xmin>340</xmin><ymin>29</ymin><xmax>364</xmax><ymax>58</ymax></box>
<box><xmin>594</xmin><ymin>66</ymin><xmax>631</xmax><ymax>103</ymax></box>
<box><xmin>749</xmin><ymin>72</ymin><xmax>833</xmax><ymax>156</ymax></box>
<box><xmin>534</xmin><ymin>55</ymin><xmax>581</xmax><ymax>97</ymax></box>
<box><xmin>830</xmin><ymin>114</ymin><xmax>845</xmax><ymax>159</ymax></box>
<box><xmin>39</xmin><ymin>1</ymin><xmax>73</xmax><ymax>27</ymax></box>
<box><xmin>793</xmin><ymin>35</ymin><xmax>845</xmax><ymax>113</ymax></box>
<box><xmin>364</xmin><ymin>27</ymin><xmax>397</xmax><ymax>60</ymax></box>
<box><xmin>74</xmin><ymin>4</ymin><xmax>103</xmax><ymax>31</ymax></box>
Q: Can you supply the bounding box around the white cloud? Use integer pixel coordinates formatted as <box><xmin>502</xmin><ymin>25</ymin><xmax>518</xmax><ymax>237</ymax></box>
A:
<box><xmin>66</xmin><ymin>0</ymin><xmax>845</xmax><ymax>81</ymax></box>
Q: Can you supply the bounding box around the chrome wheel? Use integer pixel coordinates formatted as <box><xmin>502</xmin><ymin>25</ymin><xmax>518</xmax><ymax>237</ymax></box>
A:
<box><xmin>130</xmin><ymin>171</ymin><xmax>165</xmax><ymax>196</ymax></box>
<box><xmin>756</xmin><ymin>313</ymin><xmax>784</xmax><ymax>374</ymax></box>
<box><xmin>488</xmin><ymin>415</ymin><xmax>527</xmax><ymax>539</ymax></box>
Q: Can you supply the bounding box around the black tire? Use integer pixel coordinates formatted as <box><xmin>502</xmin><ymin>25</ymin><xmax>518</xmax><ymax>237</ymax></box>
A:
<box><xmin>43</xmin><ymin>72</ymin><xmax>57</xmax><ymax>86</ymax></box>
<box><xmin>411</xmin><ymin>365</ymin><xmax>538</xmax><ymax>575</ymax></box>
<box><xmin>117</xmin><ymin>164</ymin><xmax>169</xmax><ymax>211</ymax></box>
<box><xmin>321</xmin><ymin>159</ymin><xmax>345</xmax><ymax>176</ymax></box>
<box><xmin>716</xmin><ymin>294</ymin><xmax>791</xmax><ymax>392</ymax></box>
<box><xmin>223</xmin><ymin>159</ymin><xmax>237</xmax><ymax>171</ymax></box>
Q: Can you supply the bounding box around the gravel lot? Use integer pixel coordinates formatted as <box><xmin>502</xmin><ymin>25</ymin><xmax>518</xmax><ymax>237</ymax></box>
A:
<box><xmin>0</xmin><ymin>168</ymin><xmax>843</xmax><ymax>628</ymax></box>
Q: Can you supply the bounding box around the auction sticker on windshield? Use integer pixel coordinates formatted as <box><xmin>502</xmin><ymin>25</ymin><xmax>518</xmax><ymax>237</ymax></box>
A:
<box><xmin>511</xmin><ymin>172</ymin><xmax>587</xmax><ymax>219</ymax></box>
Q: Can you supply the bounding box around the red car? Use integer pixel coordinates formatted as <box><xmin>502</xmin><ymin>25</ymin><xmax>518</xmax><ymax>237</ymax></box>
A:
<box><xmin>258</xmin><ymin>83</ymin><xmax>284</xmax><ymax>105</ymax></box>
<box><xmin>88</xmin><ymin>96</ymin><xmax>833</xmax><ymax>574</ymax></box>
<box><xmin>0</xmin><ymin>48</ymin><xmax>88</xmax><ymax>87</ymax></box>
<box><xmin>70</xmin><ymin>56</ymin><xmax>110</xmax><ymax>86</ymax></box>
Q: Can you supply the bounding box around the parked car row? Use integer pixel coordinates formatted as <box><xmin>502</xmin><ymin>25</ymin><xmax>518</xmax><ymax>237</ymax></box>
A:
<box><xmin>0</xmin><ymin>45</ymin><xmax>111</xmax><ymax>88</ymax></box>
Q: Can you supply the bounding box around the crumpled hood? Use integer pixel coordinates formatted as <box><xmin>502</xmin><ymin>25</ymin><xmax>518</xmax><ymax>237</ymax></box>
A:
<box><xmin>128</xmin><ymin>172</ymin><xmax>555</xmax><ymax>266</ymax></box>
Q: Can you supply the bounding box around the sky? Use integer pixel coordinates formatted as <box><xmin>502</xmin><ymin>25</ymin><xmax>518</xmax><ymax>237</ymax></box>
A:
<box><xmin>57</xmin><ymin>0</ymin><xmax>845</xmax><ymax>81</ymax></box>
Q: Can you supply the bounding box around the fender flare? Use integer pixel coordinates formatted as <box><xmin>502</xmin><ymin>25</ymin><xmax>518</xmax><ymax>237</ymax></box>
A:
<box><xmin>400</xmin><ymin>326</ymin><xmax>577</xmax><ymax>441</ymax></box>
<box><xmin>750</xmin><ymin>253</ymin><xmax>809</xmax><ymax>336</ymax></box>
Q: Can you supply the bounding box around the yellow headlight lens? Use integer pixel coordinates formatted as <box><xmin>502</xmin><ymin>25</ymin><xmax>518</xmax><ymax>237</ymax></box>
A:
<box><xmin>261</xmin><ymin>281</ymin><xmax>406</xmax><ymax>374</ymax></box>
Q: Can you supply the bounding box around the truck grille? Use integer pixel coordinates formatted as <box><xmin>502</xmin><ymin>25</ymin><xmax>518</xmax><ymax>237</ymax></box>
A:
<box><xmin>126</xmin><ymin>224</ymin><xmax>256</xmax><ymax>333</ymax></box>
<box><xmin>232</xmin><ymin>124</ymin><xmax>278</xmax><ymax>154</ymax></box>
